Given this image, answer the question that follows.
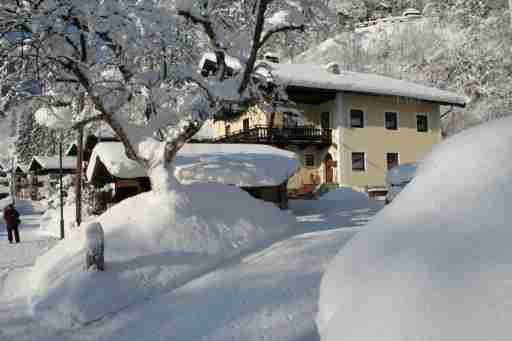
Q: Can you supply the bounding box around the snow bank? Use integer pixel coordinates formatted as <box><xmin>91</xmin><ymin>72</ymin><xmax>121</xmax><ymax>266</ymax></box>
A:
<box><xmin>29</xmin><ymin>183</ymin><xmax>294</xmax><ymax>329</ymax></box>
<box><xmin>317</xmin><ymin>117</ymin><xmax>512</xmax><ymax>341</ymax></box>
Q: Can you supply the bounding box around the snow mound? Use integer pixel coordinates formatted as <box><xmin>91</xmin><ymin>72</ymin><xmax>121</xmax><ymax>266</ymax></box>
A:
<box><xmin>29</xmin><ymin>183</ymin><xmax>294</xmax><ymax>330</ymax></box>
<box><xmin>317</xmin><ymin>117</ymin><xmax>512</xmax><ymax>341</ymax></box>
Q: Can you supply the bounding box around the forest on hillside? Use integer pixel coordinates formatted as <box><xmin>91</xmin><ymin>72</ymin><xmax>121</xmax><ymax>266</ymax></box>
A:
<box><xmin>293</xmin><ymin>0</ymin><xmax>512</xmax><ymax>134</ymax></box>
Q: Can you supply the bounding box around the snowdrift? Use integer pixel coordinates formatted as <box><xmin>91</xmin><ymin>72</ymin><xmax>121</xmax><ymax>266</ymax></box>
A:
<box><xmin>317</xmin><ymin>117</ymin><xmax>512</xmax><ymax>341</ymax></box>
<box><xmin>29</xmin><ymin>183</ymin><xmax>294</xmax><ymax>329</ymax></box>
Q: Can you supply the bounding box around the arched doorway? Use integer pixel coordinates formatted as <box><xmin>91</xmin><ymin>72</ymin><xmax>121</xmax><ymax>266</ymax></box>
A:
<box><xmin>324</xmin><ymin>153</ymin><xmax>334</xmax><ymax>184</ymax></box>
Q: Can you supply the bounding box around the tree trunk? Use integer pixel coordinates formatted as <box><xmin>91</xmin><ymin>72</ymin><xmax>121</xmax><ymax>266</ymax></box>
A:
<box><xmin>509</xmin><ymin>0</ymin><xmax>512</xmax><ymax>29</ymax></box>
<box><xmin>147</xmin><ymin>161</ymin><xmax>183</xmax><ymax>195</ymax></box>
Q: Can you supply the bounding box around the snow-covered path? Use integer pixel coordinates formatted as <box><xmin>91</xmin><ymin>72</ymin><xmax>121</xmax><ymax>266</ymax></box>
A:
<box><xmin>0</xmin><ymin>191</ymin><xmax>383</xmax><ymax>341</ymax></box>
<box><xmin>0</xmin><ymin>199</ymin><xmax>57</xmax><ymax>279</ymax></box>
<box><xmin>56</xmin><ymin>228</ymin><xmax>359</xmax><ymax>341</ymax></box>
<box><xmin>0</xmin><ymin>199</ymin><xmax>59</xmax><ymax>341</ymax></box>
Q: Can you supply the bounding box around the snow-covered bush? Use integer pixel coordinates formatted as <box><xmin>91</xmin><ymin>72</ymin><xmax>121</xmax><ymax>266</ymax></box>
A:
<box><xmin>317</xmin><ymin>116</ymin><xmax>512</xmax><ymax>341</ymax></box>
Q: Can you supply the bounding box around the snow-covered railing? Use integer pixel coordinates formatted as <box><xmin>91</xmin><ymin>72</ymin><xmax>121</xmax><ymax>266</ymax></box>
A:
<box><xmin>216</xmin><ymin>125</ymin><xmax>332</xmax><ymax>146</ymax></box>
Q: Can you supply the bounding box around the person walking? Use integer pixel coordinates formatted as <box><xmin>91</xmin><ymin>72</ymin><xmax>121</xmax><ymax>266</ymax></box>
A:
<box><xmin>3</xmin><ymin>204</ymin><xmax>20</xmax><ymax>244</ymax></box>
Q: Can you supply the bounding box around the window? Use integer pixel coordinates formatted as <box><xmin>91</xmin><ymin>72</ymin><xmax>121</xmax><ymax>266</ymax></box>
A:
<box><xmin>243</xmin><ymin>118</ymin><xmax>249</xmax><ymax>131</ymax></box>
<box><xmin>387</xmin><ymin>153</ymin><xmax>399</xmax><ymax>170</ymax></box>
<box><xmin>305</xmin><ymin>154</ymin><xmax>315</xmax><ymax>167</ymax></box>
<box><xmin>385</xmin><ymin>112</ymin><xmax>398</xmax><ymax>130</ymax></box>
<box><xmin>350</xmin><ymin>109</ymin><xmax>364</xmax><ymax>128</ymax></box>
<box><xmin>417</xmin><ymin>114</ymin><xmax>428</xmax><ymax>132</ymax></box>
<box><xmin>225</xmin><ymin>124</ymin><xmax>231</xmax><ymax>136</ymax></box>
<box><xmin>352</xmin><ymin>152</ymin><xmax>366</xmax><ymax>171</ymax></box>
<box><xmin>321</xmin><ymin>112</ymin><xmax>330</xmax><ymax>129</ymax></box>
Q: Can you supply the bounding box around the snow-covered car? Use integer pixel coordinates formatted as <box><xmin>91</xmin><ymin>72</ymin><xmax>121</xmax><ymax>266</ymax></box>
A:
<box><xmin>385</xmin><ymin>162</ymin><xmax>418</xmax><ymax>204</ymax></box>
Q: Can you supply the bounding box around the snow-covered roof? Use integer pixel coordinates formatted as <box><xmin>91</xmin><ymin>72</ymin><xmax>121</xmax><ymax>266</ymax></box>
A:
<box><xmin>175</xmin><ymin>143</ymin><xmax>299</xmax><ymax>187</ymax></box>
<box><xmin>93</xmin><ymin>125</ymin><xmax>117</xmax><ymax>140</ymax></box>
<box><xmin>86</xmin><ymin>142</ymin><xmax>147</xmax><ymax>180</ymax></box>
<box><xmin>15</xmin><ymin>164</ymin><xmax>28</xmax><ymax>173</ymax></box>
<box><xmin>29</xmin><ymin>156</ymin><xmax>76</xmax><ymax>171</ymax></box>
<box><xmin>259</xmin><ymin>62</ymin><xmax>466</xmax><ymax>107</ymax></box>
<box><xmin>199</xmin><ymin>52</ymin><xmax>244</xmax><ymax>72</ymax></box>
<box><xmin>65</xmin><ymin>143</ymin><xmax>77</xmax><ymax>156</ymax></box>
<box><xmin>402</xmin><ymin>8</ymin><xmax>421</xmax><ymax>16</ymax></box>
<box><xmin>87</xmin><ymin>142</ymin><xmax>299</xmax><ymax>187</ymax></box>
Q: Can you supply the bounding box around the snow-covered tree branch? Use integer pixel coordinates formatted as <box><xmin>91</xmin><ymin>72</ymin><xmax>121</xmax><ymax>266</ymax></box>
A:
<box><xmin>0</xmin><ymin>0</ymin><xmax>307</xmax><ymax>194</ymax></box>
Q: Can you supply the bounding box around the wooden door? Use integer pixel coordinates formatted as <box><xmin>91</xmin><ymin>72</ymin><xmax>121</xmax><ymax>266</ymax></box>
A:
<box><xmin>324</xmin><ymin>154</ymin><xmax>334</xmax><ymax>183</ymax></box>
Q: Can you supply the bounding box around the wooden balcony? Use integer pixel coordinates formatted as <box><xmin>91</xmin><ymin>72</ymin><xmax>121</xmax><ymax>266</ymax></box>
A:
<box><xmin>214</xmin><ymin>125</ymin><xmax>332</xmax><ymax>146</ymax></box>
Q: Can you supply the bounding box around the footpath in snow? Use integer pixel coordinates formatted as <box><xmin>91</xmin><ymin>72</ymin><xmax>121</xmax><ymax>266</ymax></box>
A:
<box><xmin>0</xmin><ymin>199</ymin><xmax>57</xmax><ymax>295</ymax></box>
<box><xmin>0</xmin><ymin>198</ymin><xmax>58</xmax><ymax>341</ymax></box>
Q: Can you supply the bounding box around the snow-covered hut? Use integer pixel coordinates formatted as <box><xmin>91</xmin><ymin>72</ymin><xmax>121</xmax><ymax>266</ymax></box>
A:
<box><xmin>86</xmin><ymin>142</ymin><xmax>299</xmax><ymax>211</ymax></box>
<box><xmin>86</xmin><ymin>142</ymin><xmax>150</xmax><ymax>208</ymax></box>
<box><xmin>27</xmin><ymin>156</ymin><xmax>77</xmax><ymax>199</ymax></box>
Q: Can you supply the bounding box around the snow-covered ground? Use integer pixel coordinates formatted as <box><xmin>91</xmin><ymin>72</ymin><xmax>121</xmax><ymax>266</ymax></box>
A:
<box><xmin>0</xmin><ymin>187</ymin><xmax>382</xmax><ymax>341</ymax></box>
<box><xmin>0</xmin><ymin>198</ymin><xmax>57</xmax><ymax>276</ymax></box>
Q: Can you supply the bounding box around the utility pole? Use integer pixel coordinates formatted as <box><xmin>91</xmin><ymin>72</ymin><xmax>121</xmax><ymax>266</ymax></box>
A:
<box><xmin>59</xmin><ymin>132</ymin><xmax>64</xmax><ymax>240</ymax></box>
<box><xmin>75</xmin><ymin>126</ymin><xmax>83</xmax><ymax>226</ymax></box>
<box><xmin>10</xmin><ymin>157</ymin><xmax>15</xmax><ymax>205</ymax></box>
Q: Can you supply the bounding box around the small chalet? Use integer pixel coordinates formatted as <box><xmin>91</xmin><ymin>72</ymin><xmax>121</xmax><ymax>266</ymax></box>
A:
<box><xmin>28</xmin><ymin>156</ymin><xmax>76</xmax><ymax>199</ymax></box>
<box><xmin>86</xmin><ymin>142</ymin><xmax>150</xmax><ymax>210</ymax></box>
<box><xmin>86</xmin><ymin>142</ymin><xmax>299</xmax><ymax>212</ymax></box>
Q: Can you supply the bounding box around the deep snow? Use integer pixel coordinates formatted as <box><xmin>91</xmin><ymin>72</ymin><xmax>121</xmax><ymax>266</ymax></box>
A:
<box><xmin>318</xmin><ymin>117</ymin><xmax>512</xmax><ymax>341</ymax></box>
<box><xmin>0</xmin><ymin>187</ymin><xmax>382</xmax><ymax>341</ymax></box>
<box><xmin>29</xmin><ymin>183</ymin><xmax>296</xmax><ymax>329</ymax></box>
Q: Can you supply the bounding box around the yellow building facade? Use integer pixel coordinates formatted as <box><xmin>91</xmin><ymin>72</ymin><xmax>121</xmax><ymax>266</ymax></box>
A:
<box><xmin>214</xmin><ymin>91</ymin><xmax>448</xmax><ymax>193</ymax></box>
<box><xmin>212</xmin><ymin>61</ymin><xmax>465</xmax><ymax>194</ymax></box>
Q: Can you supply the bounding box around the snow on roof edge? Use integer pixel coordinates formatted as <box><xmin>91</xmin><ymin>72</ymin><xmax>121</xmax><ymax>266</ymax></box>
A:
<box><xmin>29</xmin><ymin>156</ymin><xmax>77</xmax><ymax>171</ymax></box>
<box><xmin>87</xmin><ymin>142</ymin><xmax>299</xmax><ymax>187</ymax></box>
<box><xmin>260</xmin><ymin>62</ymin><xmax>467</xmax><ymax>107</ymax></box>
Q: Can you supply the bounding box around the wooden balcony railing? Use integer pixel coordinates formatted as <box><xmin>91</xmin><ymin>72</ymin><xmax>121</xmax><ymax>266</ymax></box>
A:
<box><xmin>214</xmin><ymin>125</ymin><xmax>332</xmax><ymax>146</ymax></box>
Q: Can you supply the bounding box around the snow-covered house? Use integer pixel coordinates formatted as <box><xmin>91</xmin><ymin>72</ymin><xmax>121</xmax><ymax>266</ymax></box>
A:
<box><xmin>86</xmin><ymin>142</ymin><xmax>150</xmax><ymax>209</ymax></box>
<box><xmin>213</xmin><ymin>62</ymin><xmax>466</xmax><ymax>193</ymax></box>
<box><xmin>27</xmin><ymin>156</ymin><xmax>76</xmax><ymax>199</ymax></box>
<box><xmin>86</xmin><ymin>142</ymin><xmax>299</xmax><ymax>211</ymax></box>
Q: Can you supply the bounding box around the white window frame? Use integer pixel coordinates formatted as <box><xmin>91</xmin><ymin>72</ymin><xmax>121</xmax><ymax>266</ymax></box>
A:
<box><xmin>304</xmin><ymin>154</ymin><xmax>315</xmax><ymax>167</ymax></box>
<box><xmin>349</xmin><ymin>108</ymin><xmax>367</xmax><ymax>128</ymax></box>
<box><xmin>386</xmin><ymin>152</ymin><xmax>400</xmax><ymax>170</ymax></box>
<box><xmin>416</xmin><ymin>113</ymin><xmax>430</xmax><ymax>133</ymax></box>
<box><xmin>351</xmin><ymin>152</ymin><xmax>367</xmax><ymax>172</ymax></box>
<box><xmin>384</xmin><ymin>111</ymin><xmax>400</xmax><ymax>131</ymax></box>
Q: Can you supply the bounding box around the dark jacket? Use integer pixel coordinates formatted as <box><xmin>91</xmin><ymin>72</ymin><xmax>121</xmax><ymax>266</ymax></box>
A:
<box><xmin>3</xmin><ymin>206</ymin><xmax>20</xmax><ymax>229</ymax></box>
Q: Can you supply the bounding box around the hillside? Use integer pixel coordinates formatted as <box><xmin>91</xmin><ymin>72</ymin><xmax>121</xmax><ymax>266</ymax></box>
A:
<box><xmin>293</xmin><ymin>6</ymin><xmax>512</xmax><ymax>135</ymax></box>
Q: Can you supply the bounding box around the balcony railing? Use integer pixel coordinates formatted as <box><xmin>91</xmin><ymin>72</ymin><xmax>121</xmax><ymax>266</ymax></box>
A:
<box><xmin>215</xmin><ymin>125</ymin><xmax>332</xmax><ymax>146</ymax></box>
